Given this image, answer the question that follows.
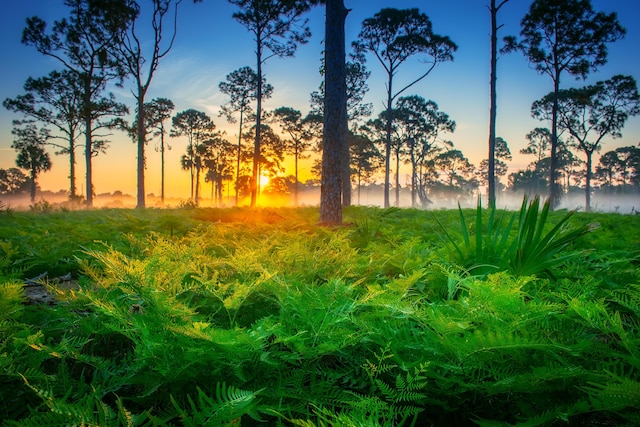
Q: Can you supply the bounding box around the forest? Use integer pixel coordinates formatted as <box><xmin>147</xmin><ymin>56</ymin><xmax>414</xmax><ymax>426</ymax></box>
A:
<box><xmin>2</xmin><ymin>1</ymin><xmax>640</xmax><ymax>426</ymax></box>
<box><xmin>0</xmin><ymin>0</ymin><xmax>639</xmax><ymax>219</ymax></box>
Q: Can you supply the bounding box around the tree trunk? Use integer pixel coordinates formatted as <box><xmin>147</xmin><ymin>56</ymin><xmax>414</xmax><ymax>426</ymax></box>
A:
<box><xmin>294</xmin><ymin>151</ymin><xmax>299</xmax><ymax>207</ymax></box>
<box><xmin>488</xmin><ymin>0</ymin><xmax>498</xmax><ymax>207</ymax></box>
<box><xmin>68</xmin><ymin>132</ymin><xmax>77</xmax><ymax>199</ymax></box>
<box><xmin>251</xmin><ymin>42</ymin><xmax>263</xmax><ymax>208</ymax></box>
<box><xmin>235</xmin><ymin>107</ymin><xmax>244</xmax><ymax>206</ymax></box>
<box><xmin>160</xmin><ymin>125</ymin><xmax>165</xmax><ymax>204</ymax></box>
<box><xmin>30</xmin><ymin>168</ymin><xmax>36</xmax><ymax>203</ymax></box>
<box><xmin>585</xmin><ymin>151</ymin><xmax>592</xmax><ymax>212</ymax></box>
<box><xmin>549</xmin><ymin>75</ymin><xmax>561</xmax><ymax>209</ymax></box>
<box><xmin>410</xmin><ymin>140</ymin><xmax>417</xmax><ymax>207</ymax></box>
<box><xmin>395</xmin><ymin>149</ymin><xmax>400</xmax><ymax>206</ymax></box>
<box><xmin>189</xmin><ymin>142</ymin><xmax>195</xmax><ymax>201</ymax></box>
<box><xmin>383</xmin><ymin>77</ymin><xmax>393</xmax><ymax>209</ymax></box>
<box><xmin>195</xmin><ymin>164</ymin><xmax>200</xmax><ymax>205</ymax></box>
<box><xmin>83</xmin><ymin>82</ymin><xmax>93</xmax><ymax>207</ymax></box>
<box><xmin>136</xmin><ymin>91</ymin><xmax>146</xmax><ymax>209</ymax></box>
<box><xmin>319</xmin><ymin>0</ymin><xmax>348</xmax><ymax>225</ymax></box>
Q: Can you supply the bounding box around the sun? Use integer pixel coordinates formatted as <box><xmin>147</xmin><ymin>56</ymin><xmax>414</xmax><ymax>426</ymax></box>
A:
<box><xmin>259</xmin><ymin>174</ymin><xmax>270</xmax><ymax>187</ymax></box>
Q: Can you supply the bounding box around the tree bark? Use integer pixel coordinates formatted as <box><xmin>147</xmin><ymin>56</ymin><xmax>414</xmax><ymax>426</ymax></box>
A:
<box><xmin>29</xmin><ymin>167</ymin><xmax>36</xmax><ymax>203</ymax></box>
<box><xmin>83</xmin><ymin>79</ymin><xmax>93</xmax><ymax>207</ymax></box>
<box><xmin>488</xmin><ymin>0</ymin><xmax>498</xmax><ymax>207</ymax></box>
<box><xmin>251</xmin><ymin>42</ymin><xmax>263</xmax><ymax>208</ymax></box>
<box><xmin>235</xmin><ymin>107</ymin><xmax>244</xmax><ymax>206</ymax></box>
<box><xmin>383</xmin><ymin>78</ymin><xmax>393</xmax><ymax>208</ymax></box>
<box><xmin>549</xmin><ymin>74</ymin><xmax>561</xmax><ymax>209</ymax></box>
<box><xmin>160</xmin><ymin>123</ymin><xmax>166</xmax><ymax>204</ymax></box>
<box><xmin>136</xmin><ymin>91</ymin><xmax>146</xmax><ymax>209</ymax></box>
<box><xmin>585</xmin><ymin>152</ymin><xmax>592</xmax><ymax>212</ymax></box>
<box><xmin>69</xmin><ymin>132</ymin><xmax>77</xmax><ymax>199</ymax></box>
<box><xmin>395</xmin><ymin>149</ymin><xmax>400</xmax><ymax>206</ymax></box>
<box><xmin>319</xmin><ymin>0</ymin><xmax>348</xmax><ymax>225</ymax></box>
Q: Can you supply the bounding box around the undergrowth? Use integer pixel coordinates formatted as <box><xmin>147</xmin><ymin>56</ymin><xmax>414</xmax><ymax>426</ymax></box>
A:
<box><xmin>1</xmin><ymin>204</ymin><xmax>639</xmax><ymax>426</ymax></box>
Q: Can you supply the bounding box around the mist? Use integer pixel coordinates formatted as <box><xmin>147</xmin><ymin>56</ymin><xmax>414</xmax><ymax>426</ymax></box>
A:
<box><xmin>2</xmin><ymin>187</ymin><xmax>638</xmax><ymax>215</ymax></box>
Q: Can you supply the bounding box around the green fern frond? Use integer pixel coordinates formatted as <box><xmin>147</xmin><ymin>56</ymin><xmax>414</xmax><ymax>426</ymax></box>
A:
<box><xmin>170</xmin><ymin>383</ymin><xmax>264</xmax><ymax>426</ymax></box>
<box><xmin>610</xmin><ymin>284</ymin><xmax>640</xmax><ymax>316</ymax></box>
<box><xmin>583</xmin><ymin>371</ymin><xmax>640</xmax><ymax>411</ymax></box>
<box><xmin>9</xmin><ymin>374</ymin><xmax>147</xmax><ymax>427</ymax></box>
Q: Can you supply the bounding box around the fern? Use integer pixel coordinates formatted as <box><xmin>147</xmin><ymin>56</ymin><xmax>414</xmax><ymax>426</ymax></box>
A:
<box><xmin>5</xmin><ymin>375</ymin><xmax>150</xmax><ymax>427</ymax></box>
<box><xmin>582</xmin><ymin>370</ymin><xmax>640</xmax><ymax>411</ymax></box>
<box><xmin>170</xmin><ymin>383</ymin><xmax>264</xmax><ymax>426</ymax></box>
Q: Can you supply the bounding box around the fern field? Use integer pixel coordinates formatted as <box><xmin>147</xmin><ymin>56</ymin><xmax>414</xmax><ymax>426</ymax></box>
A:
<box><xmin>1</xmin><ymin>203</ymin><xmax>639</xmax><ymax>426</ymax></box>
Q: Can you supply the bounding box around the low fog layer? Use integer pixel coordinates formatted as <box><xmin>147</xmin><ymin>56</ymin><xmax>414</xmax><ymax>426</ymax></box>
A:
<box><xmin>2</xmin><ymin>188</ymin><xmax>638</xmax><ymax>215</ymax></box>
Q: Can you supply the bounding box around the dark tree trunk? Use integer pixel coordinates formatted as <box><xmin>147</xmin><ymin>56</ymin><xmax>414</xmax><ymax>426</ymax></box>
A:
<box><xmin>549</xmin><ymin>75</ymin><xmax>561</xmax><ymax>209</ymax></box>
<box><xmin>395</xmin><ymin>149</ymin><xmax>400</xmax><ymax>206</ymax></box>
<box><xmin>136</xmin><ymin>91</ymin><xmax>146</xmax><ymax>209</ymax></box>
<box><xmin>488</xmin><ymin>0</ymin><xmax>498</xmax><ymax>207</ymax></box>
<box><xmin>585</xmin><ymin>151</ymin><xmax>592</xmax><ymax>212</ymax></box>
<box><xmin>30</xmin><ymin>169</ymin><xmax>36</xmax><ymax>203</ymax></box>
<box><xmin>68</xmin><ymin>132</ymin><xmax>77</xmax><ymax>199</ymax></box>
<box><xmin>235</xmin><ymin>107</ymin><xmax>244</xmax><ymax>206</ymax></box>
<box><xmin>294</xmin><ymin>151</ymin><xmax>299</xmax><ymax>207</ymax></box>
<box><xmin>160</xmin><ymin>124</ymin><xmax>166</xmax><ymax>204</ymax></box>
<box><xmin>251</xmin><ymin>43</ymin><xmax>263</xmax><ymax>208</ymax></box>
<box><xmin>383</xmin><ymin>80</ymin><xmax>393</xmax><ymax>208</ymax></box>
<box><xmin>83</xmin><ymin>81</ymin><xmax>93</xmax><ymax>207</ymax></box>
<box><xmin>319</xmin><ymin>0</ymin><xmax>348</xmax><ymax>225</ymax></box>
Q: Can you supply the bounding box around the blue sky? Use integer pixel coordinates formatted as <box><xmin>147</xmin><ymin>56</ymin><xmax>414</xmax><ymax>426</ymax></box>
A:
<box><xmin>1</xmin><ymin>0</ymin><xmax>639</xmax><ymax>198</ymax></box>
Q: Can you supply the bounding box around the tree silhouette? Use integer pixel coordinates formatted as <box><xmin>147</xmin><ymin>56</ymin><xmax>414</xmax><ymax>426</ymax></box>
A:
<box><xmin>595</xmin><ymin>150</ymin><xmax>619</xmax><ymax>190</ymax></box>
<box><xmin>518</xmin><ymin>128</ymin><xmax>560</xmax><ymax>195</ymax></box>
<box><xmin>310</xmin><ymin>59</ymin><xmax>372</xmax><ymax>129</ymax></box>
<box><xmin>434</xmin><ymin>149</ymin><xmax>475</xmax><ymax>192</ymax></box>
<box><xmin>219</xmin><ymin>66</ymin><xmax>273</xmax><ymax>205</ymax></box>
<box><xmin>117</xmin><ymin>0</ymin><xmax>182</xmax><ymax>209</ymax></box>
<box><xmin>228</xmin><ymin>0</ymin><xmax>310</xmax><ymax>207</ymax></box>
<box><xmin>349</xmin><ymin>131</ymin><xmax>383</xmax><ymax>205</ymax></box>
<box><xmin>394</xmin><ymin>95</ymin><xmax>455</xmax><ymax>207</ymax></box>
<box><xmin>11</xmin><ymin>122</ymin><xmax>52</xmax><ymax>202</ymax></box>
<box><xmin>353</xmin><ymin>7</ymin><xmax>456</xmax><ymax>208</ymax></box>
<box><xmin>22</xmin><ymin>0</ymin><xmax>134</xmax><ymax>206</ymax></box>
<box><xmin>271</xmin><ymin>107</ymin><xmax>314</xmax><ymax>206</ymax></box>
<box><xmin>3</xmin><ymin>70</ymin><xmax>83</xmax><ymax>199</ymax></box>
<box><xmin>478</xmin><ymin>137</ymin><xmax>512</xmax><ymax>196</ymax></box>
<box><xmin>242</xmin><ymin>124</ymin><xmax>285</xmax><ymax>195</ymax></box>
<box><xmin>145</xmin><ymin>98</ymin><xmax>175</xmax><ymax>204</ymax></box>
<box><xmin>614</xmin><ymin>146</ymin><xmax>640</xmax><ymax>189</ymax></box>
<box><xmin>0</xmin><ymin>168</ymin><xmax>29</xmax><ymax>195</ymax></box>
<box><xmin>504</xmin><ymin>0</ymin><xmax>625</xmax><ymax>209</ymax></box>
<box><xmin>171</xmin><ymin>109</ymin><xmax>215</xmax><ymax>203</ymax></box>
<box><xmin>202</xmin><ymin>133</ymin><xmax>235</xmax><ymax>206</ymax></box>
<box><xmin>532</xmin><ymin>75</ymin><xmax>640</xmax><ymax>211</ymax></box>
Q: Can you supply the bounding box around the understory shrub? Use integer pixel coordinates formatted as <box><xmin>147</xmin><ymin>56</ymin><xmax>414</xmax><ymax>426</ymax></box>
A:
<box><xmin>0</xmin><ymin>205</ymin><xmax>639</xmax><ymax>426</ymax></box>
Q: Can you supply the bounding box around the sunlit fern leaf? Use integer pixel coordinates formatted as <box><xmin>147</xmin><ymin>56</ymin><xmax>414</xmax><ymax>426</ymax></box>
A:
<box><xmin>610</xmin><ymin>284</ymin><xmax>640</xmax><ymax>317</ymax></box>
<box><xmin>6</xmin><ymin>375</ymin><xmax>147</xmax><ymax>427</ymax></box>
<box><xmin>170</xmin><ymin>383</ymin><xmax>264</xmax><ymax>426</ymax></box>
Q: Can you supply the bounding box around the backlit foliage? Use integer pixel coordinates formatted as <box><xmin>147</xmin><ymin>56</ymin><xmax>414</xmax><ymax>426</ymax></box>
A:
<box><xmin>1</xmin><ymin>205</ymin><xmax>639</xmax><ymax>425</ymax></box>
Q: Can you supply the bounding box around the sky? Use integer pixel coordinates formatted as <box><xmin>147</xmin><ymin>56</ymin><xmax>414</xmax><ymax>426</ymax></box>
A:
<box><xmin>1</xmin><ymin>0</ymin><xmax>639</xmax><ymax>202</ymax></box>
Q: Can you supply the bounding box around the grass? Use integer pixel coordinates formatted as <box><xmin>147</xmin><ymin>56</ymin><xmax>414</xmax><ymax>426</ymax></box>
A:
<box><xmin>1</xmin><ymin>204</ymin><xmax>639</xmax><ymax>426</ymax></box>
